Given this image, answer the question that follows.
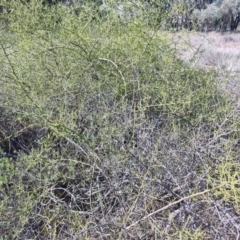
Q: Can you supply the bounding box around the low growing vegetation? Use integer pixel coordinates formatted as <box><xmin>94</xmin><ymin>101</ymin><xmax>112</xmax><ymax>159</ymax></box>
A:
<box><xmin>1</xmin><ymin>0</ymin><xmax>240</xmax><ymax>239</ymax></box>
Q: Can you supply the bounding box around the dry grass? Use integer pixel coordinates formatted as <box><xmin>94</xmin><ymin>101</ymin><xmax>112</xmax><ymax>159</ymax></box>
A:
<box><xmin>169</xmin><ymin>31</ymin><xmax>240</xmax><ymax>98</ymax></box>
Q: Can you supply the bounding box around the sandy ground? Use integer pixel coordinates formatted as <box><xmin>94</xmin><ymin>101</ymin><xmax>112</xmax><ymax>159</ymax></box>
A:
<box><xmin>168</xmin><ymin>31</ymin><xmax>240</xmax><ymax>98</ymax></box>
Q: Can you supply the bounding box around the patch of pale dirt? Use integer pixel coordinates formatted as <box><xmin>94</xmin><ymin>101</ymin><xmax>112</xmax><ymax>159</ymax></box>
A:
<box><xmin>168</xmin><ymin>31</ymin><xmax>240</xmax><ymax>99</ymax></box>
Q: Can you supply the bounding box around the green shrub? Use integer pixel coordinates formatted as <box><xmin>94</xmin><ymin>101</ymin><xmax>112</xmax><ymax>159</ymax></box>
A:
<box><xmin>0</xmin><ymin>0</ymin><xmax>240</xmax><ymax>239</ymax></box>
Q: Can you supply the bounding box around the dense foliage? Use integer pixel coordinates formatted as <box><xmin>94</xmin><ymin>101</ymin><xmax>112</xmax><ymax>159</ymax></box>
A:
<box><xmin>1</xmin><ymin>0</ymin><xmax>240</xmax><ymax>239</ymax></box>
<box><xmin>2</xmin><ymin>0</ymin><xmax>240</xmax><ymax>32</ymax></box>
<box><xmin>169</xmin><ymin>0</ymin><xmax>240</xmax><ymax>32</ymax></box>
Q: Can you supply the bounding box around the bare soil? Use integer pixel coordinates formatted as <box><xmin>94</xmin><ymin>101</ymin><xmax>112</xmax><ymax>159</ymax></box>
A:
<box><xmin>169</xmin><ymin>31</ymin><xmax>240</xmax><ymax>99</ymax></box>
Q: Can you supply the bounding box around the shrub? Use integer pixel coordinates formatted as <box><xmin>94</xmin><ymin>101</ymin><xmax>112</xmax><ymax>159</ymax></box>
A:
<box><xmin>0</xmin><ymin>0</ymin><xmax>240</xmax><ymax>239</ymax></box>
